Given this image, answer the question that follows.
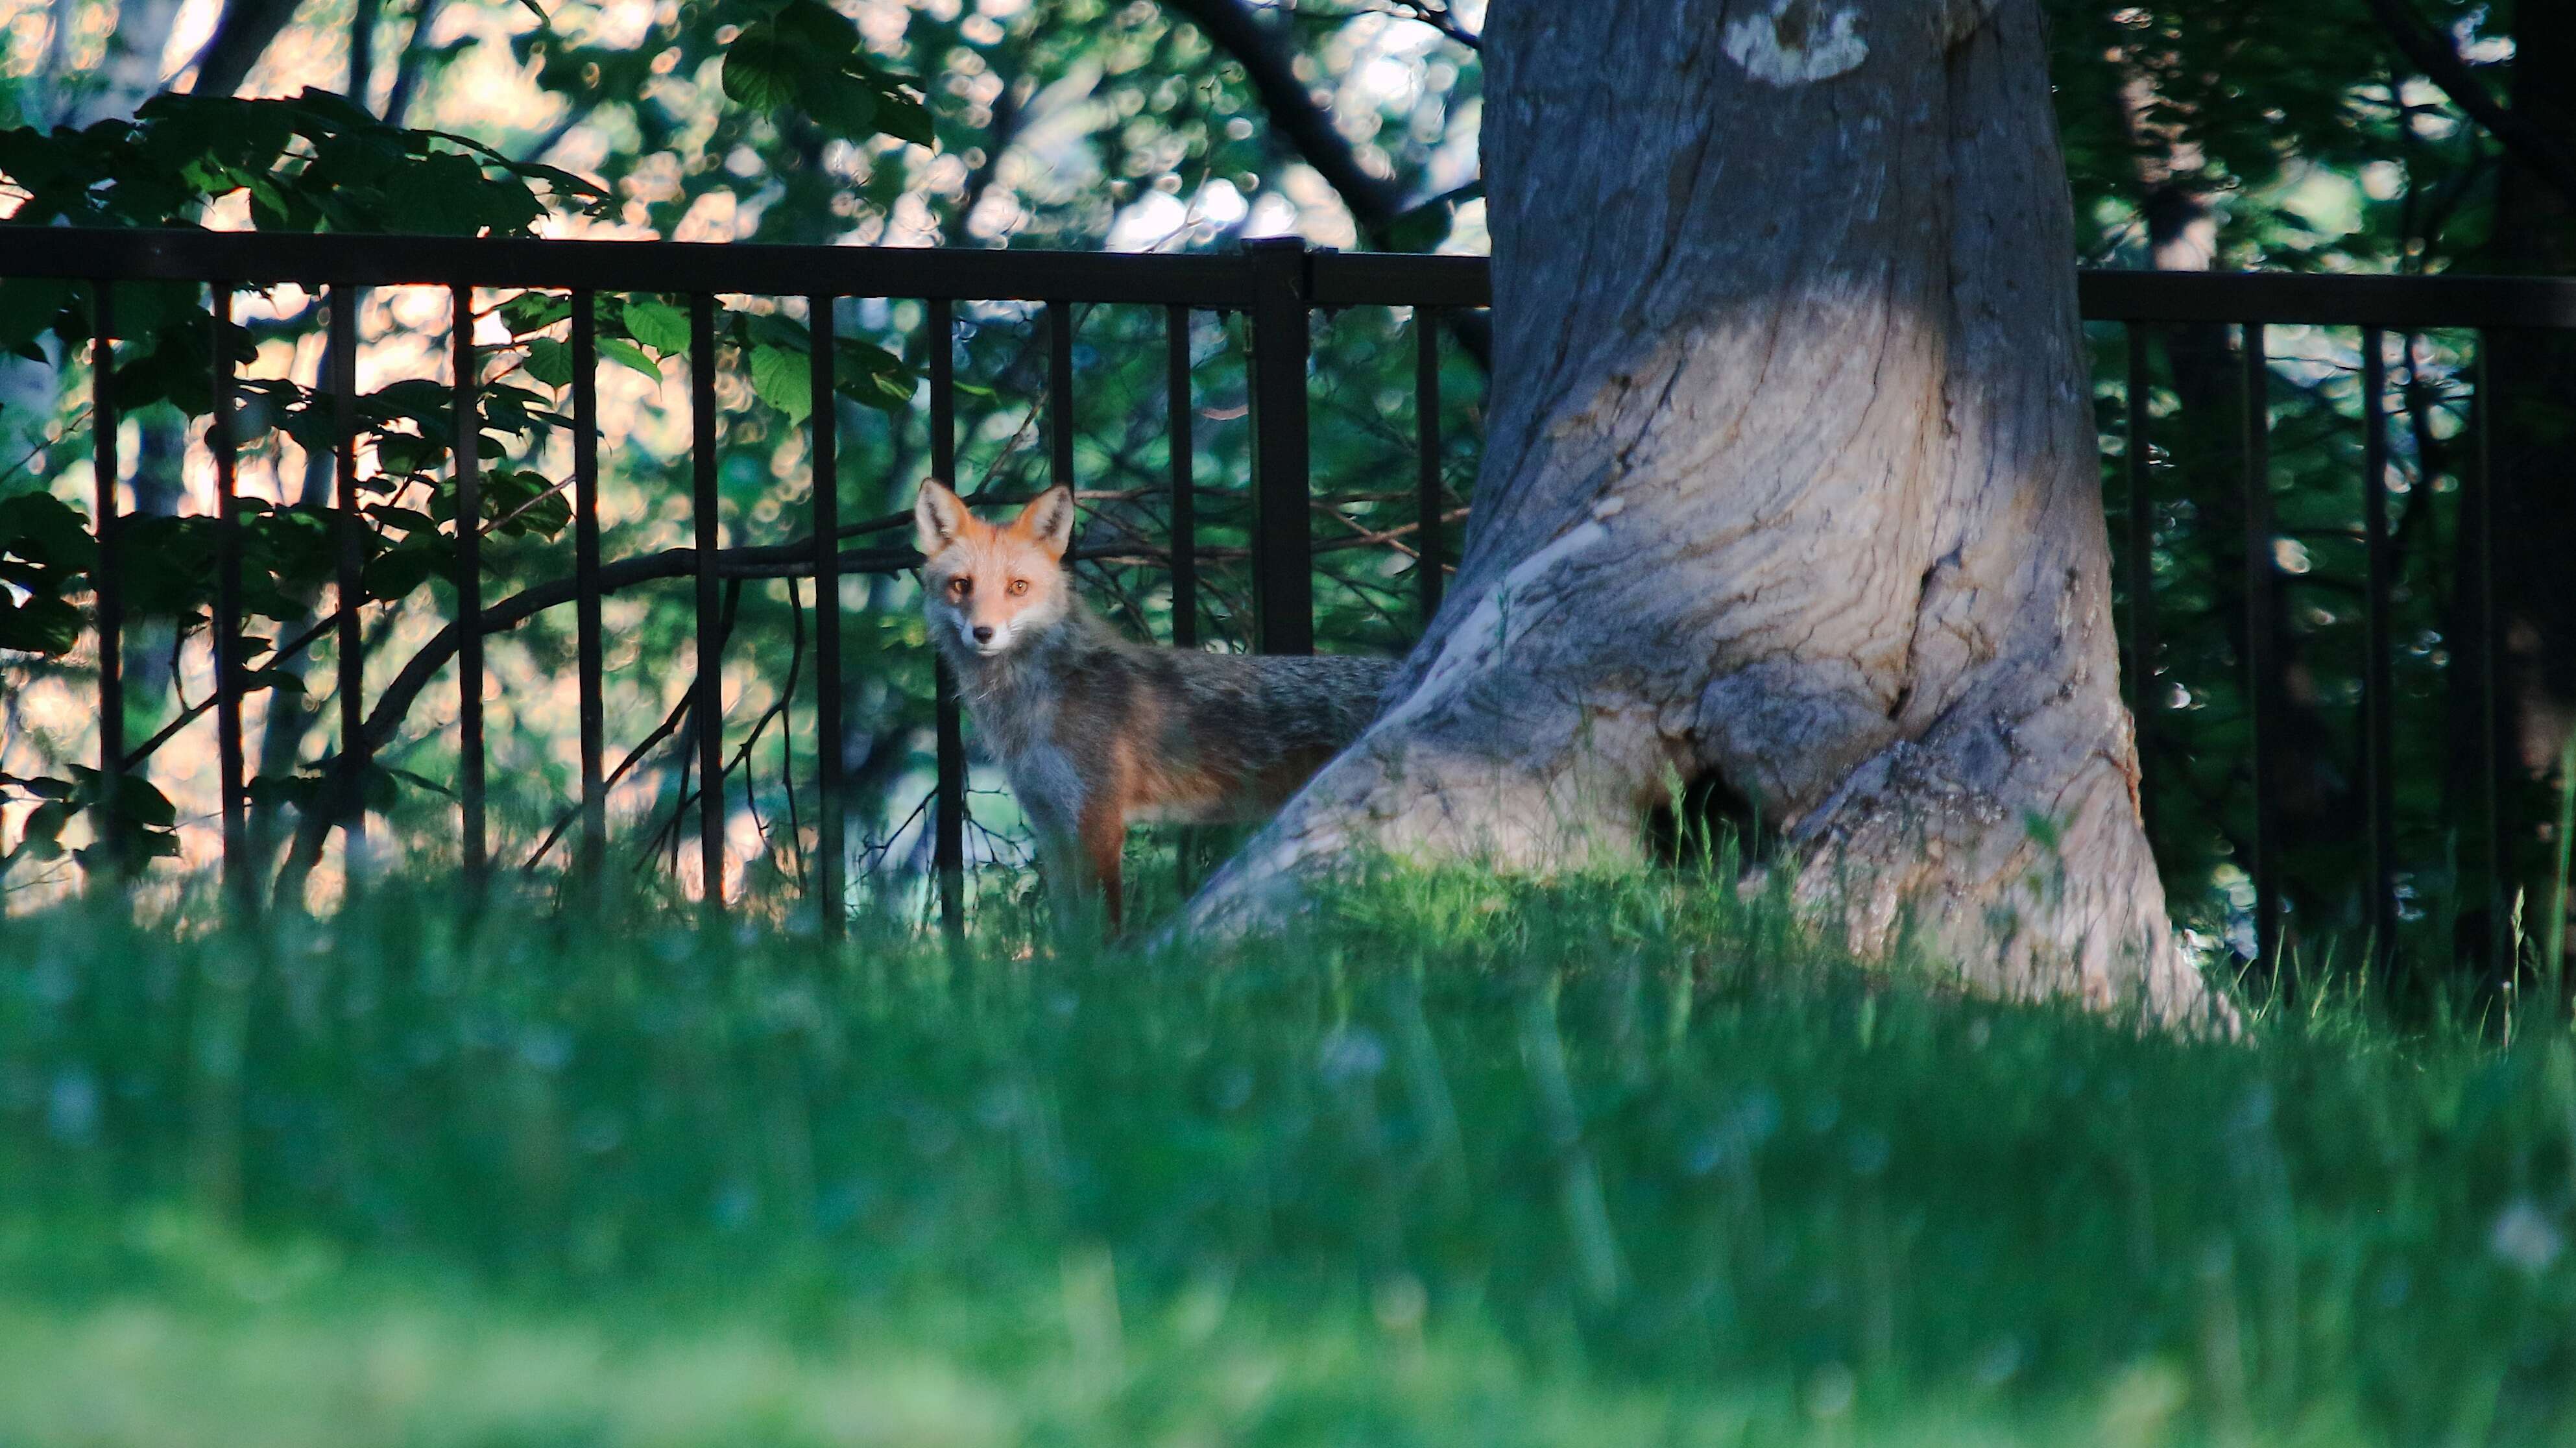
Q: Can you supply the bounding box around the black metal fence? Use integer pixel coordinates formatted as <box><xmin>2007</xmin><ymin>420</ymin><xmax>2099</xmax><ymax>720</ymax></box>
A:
<box><xmin>5</xmin><ymin>228</ymin><xmax>2575</xmax><ymax>967</ymax></box>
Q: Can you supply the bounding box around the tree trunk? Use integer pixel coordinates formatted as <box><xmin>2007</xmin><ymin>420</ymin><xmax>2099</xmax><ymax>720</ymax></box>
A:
<box><xmin>1185</xmin><ymin>0</ymin><xmax>2228</xmax><ymax>1028</ymax></box>
<box><xmin>2482</xmin><ymin>0</ymin><xmax>2576</xmax><ymax>958</ymax></box>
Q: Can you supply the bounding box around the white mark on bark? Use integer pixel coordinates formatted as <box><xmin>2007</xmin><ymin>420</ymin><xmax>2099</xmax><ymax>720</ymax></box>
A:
<box><xmin>1722</xmin><ymin>0</ymin><xmax>1868</xmax><ymax>86</ymax></box>
<box><xmin>1379</xmin><ymin>518</ymin><xmax>1613</xmax><ymax>734</ymax></box>
<box><xmin>1942</xmin><ymin>0</ymin><xmax>2003</xmax><ymax>46</ymax></box>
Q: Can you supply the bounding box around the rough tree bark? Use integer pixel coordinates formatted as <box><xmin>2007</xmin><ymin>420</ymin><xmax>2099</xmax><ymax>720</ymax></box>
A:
<box><xmin>1184</xmin><ymin>0</ymin><xmax>2228</xmax><ymax>1027</ymax></box>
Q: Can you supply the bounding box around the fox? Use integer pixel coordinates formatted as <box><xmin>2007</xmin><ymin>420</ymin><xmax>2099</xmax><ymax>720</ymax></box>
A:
<box><xmin>913</xmin><ymin>479</ymin><xmax>1394</xmax><ymax>934</ymax></box>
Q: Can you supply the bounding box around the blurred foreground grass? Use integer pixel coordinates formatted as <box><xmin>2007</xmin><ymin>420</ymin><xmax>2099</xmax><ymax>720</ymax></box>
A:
<box><xmin>3</xmin><ymin>867</ymin><xmax>2574</xmax><ymax>1445</ymax></box>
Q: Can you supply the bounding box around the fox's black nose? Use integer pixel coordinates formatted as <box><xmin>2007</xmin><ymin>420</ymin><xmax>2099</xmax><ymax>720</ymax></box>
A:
<box><xmin>972</xmin><ymin>625</ymin><xmax>995</xmax><ymax>644</ymax></box>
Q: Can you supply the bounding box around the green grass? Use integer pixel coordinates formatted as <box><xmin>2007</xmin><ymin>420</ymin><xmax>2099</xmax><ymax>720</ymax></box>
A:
<box><xmin>3</xmin><ymin>867</ymin><xmax>2574</xmax><ymax>1445</ymax></box>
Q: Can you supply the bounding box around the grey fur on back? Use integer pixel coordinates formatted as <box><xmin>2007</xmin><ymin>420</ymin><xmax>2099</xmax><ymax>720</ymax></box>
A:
<box><xmin>939</xmin><ymin>605</ymin><xmax>1395</xmax><ymax>823</ymax></box>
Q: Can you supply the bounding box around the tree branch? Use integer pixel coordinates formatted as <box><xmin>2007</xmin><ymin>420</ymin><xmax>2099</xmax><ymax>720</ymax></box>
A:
<box><xmin>2367</xmin><ymin>0</ymin><xmax>2576</xmax><ymax>208</ymax></box>
<box><xmin>188</xmin><ymin>0</ymin><xmax>307</xmax><ymax>99</ymax></box>
<box><xmin>1162</xmin><ymin>0</ymin><xmax>1409</xmax><ymax>237</ymax></box>
<box><xmin>1160</xmin><ymin>0</ymin><xmax>1489</xmax><ymax>367</ymax></box>
<box><xmin>380</xmin><ymin>0</ymin><xmax>445</xmax><ymax>123</ymax></box>
<box><xmin>1377</xmin><ymin>1</ymin><xmax>1478</xmax><ymax>51</ymax></box>
<box><xmin>348</xmin><ymin>0</ymin><xmax>383</xmax><ymax>110</ymax></box>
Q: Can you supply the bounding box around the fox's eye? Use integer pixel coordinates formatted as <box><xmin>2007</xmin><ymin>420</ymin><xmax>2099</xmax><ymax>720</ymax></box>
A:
<box><xmin>948</xmin><ymin>577</ymin><xmax>971</xmax><ymax>597</ymax></box>
<box><xmin>1007</xmin><ymin>579</ymin><xmax>1029</xmax><ymax>596</ymax></box>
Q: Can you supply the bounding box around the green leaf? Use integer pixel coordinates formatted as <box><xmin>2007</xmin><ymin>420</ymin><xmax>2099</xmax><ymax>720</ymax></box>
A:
<box><xmin>112</xmin><ymin>280</ymin><xmax>206</xmax><ymax>337</ymax></box>
<box><xmin>749</xmin><ymin>344</ymin><xmax>813</xmax><ymax>422</ymax></box>
<box><xmin>0</xmin><ymin>278</ymin><xmax>72</xmax><ymax>352</ymax></box>
<box><xmin>865</xmin><ymin>81</ymin><xmax>933</xmax><ymax>148</ymax></box>
<box><xmin>374</xmin><ymin>432</ymin><xmax>449</xmax><ymax>477</ymax></box>
<box><xmin>523</xmin><ymin>335</ymin><xmax>573</xmax><ymax>388</ymax></box>
<box><xmin>500</xmin><ymin>292</ymin><xmax>571</xmax><ymax>335</ymax></box>
<box><xmin>797</xmin><ymin>70</ymin><xmax>880</xmax><ymax>142</ymax></box>
<box><xmin>18</xmin><ymin>801</ymin><xmax>71</xmax><ymax>856</ymax></box>
<box><xmin>772</xmin><ymin>0</ymin><xmax>860</xmax><ymax>55</ymax></box>
<box><xmin>596</xmin><ymin>334</ymin><xmax>663</xmax><ymax>383</ymax></box>
<box><xmin>112</xmin><ymin>778</ymin><xmax>178</xmax><ymax>828</ymax></box>
<box><xmin>0</xmin><ymin>595</ymin><xmax>81</xmax><ymax>655</ymax></box>
<box><xmin>623</xmin><ymin>298</ymin><xmax>690</xmax><ymax>357</ymax></box>
<box><xmin>832</xmin><ymin>337</ymin><xmax>918</xmax><ymax>413</ymax></box>
<box><xmin>246</xmin><ymin>771</ymin><xmax>326</xmax><ymax>813</ymax></box>
<box><xmin>363</xmin><ymin>504</ymin><xmax>441</xmax><ymax>536</ymax></box>
<box><xmin>720</xmin><ymin>21</ymin><xmax>802</xmax><ymax>113</ymax></box>
<box><xmin>362</xmin><ymin>538</ymin><xmax>447</xmax><ymax>601</ymax></box>
<box><xmin>477</xmin><ymin>469</ymin><xmax>571</xmax><ymax>538</ymax></box>
<box><xmin>0</xmin><ymin>492</ymin><xmax>100</xmax><ymax>572</ymax></box>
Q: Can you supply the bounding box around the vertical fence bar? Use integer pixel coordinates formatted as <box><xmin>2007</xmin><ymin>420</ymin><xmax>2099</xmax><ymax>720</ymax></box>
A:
<box><xmin>1047</xmin><ymin>300</ymin><xmax>1076</xmax><ymax>494</ymax></box>
<box><xmin>572</xmin><ymin>291</ymin><xmax>606</xmax><ymax>893</ymax></box>
<box><xmin>810</xmin><ymin>294</ymin><xmax>846</xmax><ymax>937</ymax></box>
<box><xmin>211</xmin><ymin>288</ymin><xmax>249</xmax><ymax>907</ymax></box>
<box><xmin>2361</xmin><ymin>326</ymin><xmax>2397</xmax><ymax>971</ymax></box>
<box><xmin>1046</xmin><ymin>298</ymin><xmax>1089</xmax><ymax>901</ymax></box>
<box><xmin>690</xmin><ymin>293</ymin><xmax>726</xmax><ymax>910</ymax></box>
<box><xmin>1245</xmin><ymin>237</ymin><xmax>1313</xmax><ymax>656</ymax></box>
<box><xmin>331</xmin><ymin>286</ymin><xmax>368</xmax><ymax>864</ymax></box>
<box><xmin>1416</xmin><ymin>306</ymin><xmax>1445</xmax><ymax>628</ymax></box>
<box><xmin>1166</xmin><ymin>305</ymin><xmax>1197</xmax><ymax>649</ymax></box>
<box><xmin>89</xmin><ymin>282</ymin><xmax>124</xmax><ymax>871</ymax></box>
<box><xmin>1167</xmin><ymin>304</ymin><xmax>1199</xmax><ymax>895</ymax></box>
<box><xmin>450</xmin><ymin>285</ymin><xmax>487</xmax><ymax>882</ymax></box>
<box><xmin>2474</xmin><ymin>337</ymin><xmax>2504</xmax><ymax>961</ymax></box>
<box><xmin>2125</xmin><ymin>323</ymin><xmax>2156</xmax><ymax>843</ymax></box>
<box><xmin>2243</xmin><ymin>323</ymin><xmax>2283</xmax><ymax>969</ymax></box>
<box><xmin>928</xmin><ymin>296</ymin><xmax>965</xmax><ymax>933</ymax></box>
<box><xmin>1046</xmin><ymin>296</ymin><xmax>1077</xmax><ymax>916</ymax></box>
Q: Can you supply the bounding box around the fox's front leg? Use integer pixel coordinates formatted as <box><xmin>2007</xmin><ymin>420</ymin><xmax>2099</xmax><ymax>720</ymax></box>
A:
<box><xmin>1077</xmin><ymin>800</ymin><xmax>1126</xmax><ymax>937</ymax></box>
<box><xmin>1026</xmin><ymin>797</ymin><xmax>1118</xmax><ymax>940</ymax></box>
<box><xmin>1022</xmin><ymin>796</ymin><xmax>1091</xmax><ymax>939</ymax></box>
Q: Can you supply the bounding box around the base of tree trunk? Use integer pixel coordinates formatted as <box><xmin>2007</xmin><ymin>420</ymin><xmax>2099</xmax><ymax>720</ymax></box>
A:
<box><xmin>1183</xmin><ymin>0</ymin><xmax>2235</xmax><ymax>1034</ymax></box>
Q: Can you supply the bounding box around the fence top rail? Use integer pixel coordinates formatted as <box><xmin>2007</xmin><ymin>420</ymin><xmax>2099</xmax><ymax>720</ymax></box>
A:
<box><xmin>5</xmin><ymin>226</ymin><xmax>2576</xmax><ymax>327</ymax></box>
<box><xmin>2076</xmin><ymin>268</ymin><xmax>2576</xmax><ymax>330</ymax></box>
<box><xmin>0</xmin><ymin>227</ymin><xmax>1260</xmax><ymax>306</ymax></box>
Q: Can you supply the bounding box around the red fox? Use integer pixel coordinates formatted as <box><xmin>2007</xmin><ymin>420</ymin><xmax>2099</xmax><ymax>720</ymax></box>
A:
<box><xmin>913</xmin><ymin>480</ymin><xmax>1393</xmax><ymax>932</ymax></box>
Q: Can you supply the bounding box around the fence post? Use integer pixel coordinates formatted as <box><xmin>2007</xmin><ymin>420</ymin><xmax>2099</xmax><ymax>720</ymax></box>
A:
<box><xmin>810</xmin><ymin>295</ymin><xmax>845</xmax><ymax>938</ymax></box>
<box><xmin>2360</xmin><ymin>327</ymin><xmax>2396</xmax><ymax>977</ymax></box>
<box><xmin>451</xmin><ymin>285</ymin><xmax>487</xmax><ymax>884</ymax></box>
<box><xmin>1167</xmin><ymin>306</ymin><xmax>1198</xmax><ymax>649</ymax></box>
<box><xmin>1244</xmin><ymin>237</ymin><xmax>1313</xmax><ymax>656</ymax></box>
<box><xmin>330</xmin><ymin>287</ymin><xmax>369</xmax><ymax>873</ymax></box>
<box><xmin>89</xmin><ymin>282</ymin><xmax>124</xmax><ymax>878</ymax></box>
<box><xmin>210</xmin><ymin>287</ymin><xmax>250</xmax><ymax>910</ymax></box>
<box><xmin>572</xmin><ymin>292</ymin><xmax>606</xmax><ymax>897</ymax></box>
<box><xmin>928</xmin><ymin>297</ymin><xmax>965</xmax><ymax>936</ymax></box>
<box><xmin>690</xmin><ymin>294</ymin><xmax>726</xmax><ymax>911</ymax></box>
<box><xmin>2242</xmin><ymin>324</ymin><xmax>2282</xmax><ymax>971</ymax></box>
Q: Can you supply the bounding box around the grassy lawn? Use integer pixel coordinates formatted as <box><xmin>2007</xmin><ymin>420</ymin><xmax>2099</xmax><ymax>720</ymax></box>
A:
<box><xmin>2</xmin><ymin>869</ymin><xmax>2572</xmax><ymax>1445</ymax></box>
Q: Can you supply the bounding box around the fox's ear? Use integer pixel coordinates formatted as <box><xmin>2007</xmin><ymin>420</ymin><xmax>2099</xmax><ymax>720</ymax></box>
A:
<box><xmin>1013</xmin><ymin>486</ymin><xmax>1077</xmax><ymax>561</ymax></box>
<box><xmin>914</xmin><ymin>481</ymin><xmax>968</xmax><ymax>559</ymax></box>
